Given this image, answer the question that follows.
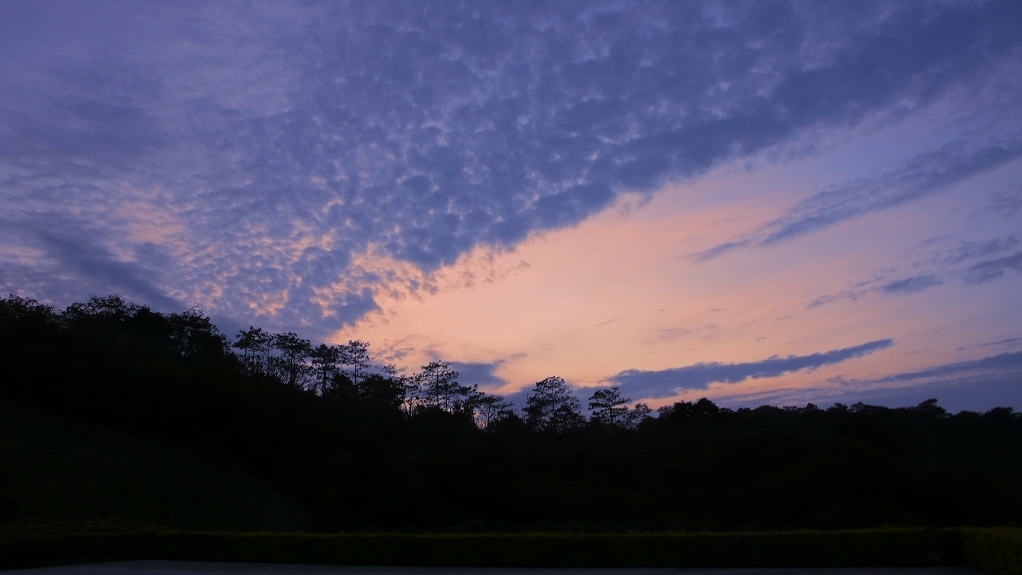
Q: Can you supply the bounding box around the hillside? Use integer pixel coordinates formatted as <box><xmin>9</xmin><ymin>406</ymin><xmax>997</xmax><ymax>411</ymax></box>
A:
<box><xmin>1</xmin><ymin>295</ymin><xmax>1019</xmax><ymax>532</ymax></box>
<box><xmin>0</xmin><ymin>401</ymin><xmax>309</xmax><ymax>531</ymax></box>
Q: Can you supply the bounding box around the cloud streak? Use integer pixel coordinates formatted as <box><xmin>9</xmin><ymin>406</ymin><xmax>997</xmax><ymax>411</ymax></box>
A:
<box><xmin>606</xmin><ymin>339</ymin><xmax>894</xmax><ymax>399</ymax></box>
<box><xmin>804</xmin><ymin>233</ymin><xmax>1021</xmax><ymax>309</ymax></box>
<box><xmin>761</xmin><ymin>141</ymin><xmax>1022</xmax><ymax>245</ymax></box>
<box><xmin>880</xmin><ymin>275</ymin><xmax>943</xmax><ymax>295</ymax></box>
<box><xmin>697</xmin><ymin>139</ymin><xmax>1022</xmax><ymax>261</ymax></box>
<box><xmin>875</xmin><ymin>350</ymin><xmax>1022</xmax><ymax>384</ymax></box>
<box><xmin>964</xmin><ymin>251</ymin><xmax>1022</xmax><ymax>284</ymax></box>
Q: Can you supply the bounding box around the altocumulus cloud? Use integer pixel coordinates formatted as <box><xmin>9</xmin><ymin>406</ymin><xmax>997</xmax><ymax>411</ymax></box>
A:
<box><xmin>2</xmin><ymin>2</ymin><xmax>1021</xmax><ymax>336</ymax></box>
<box><xmin>607</xmin><ymin>339</ymin><xmax>894</xmax><ymax>399</ymax></box>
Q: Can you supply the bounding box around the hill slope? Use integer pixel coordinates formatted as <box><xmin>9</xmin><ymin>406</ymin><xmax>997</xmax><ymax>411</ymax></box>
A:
<box><xmin>0</xmin><ymin>401</ymin><xmax>309</xmax><ymax>531</ymax></box>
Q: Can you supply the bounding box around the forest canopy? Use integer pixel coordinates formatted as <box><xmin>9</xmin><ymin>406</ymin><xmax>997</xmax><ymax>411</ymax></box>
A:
<box><xmin>1</xmin><ymin>295</ymin><xmax>1019</xmax><ymax>532</ymax></box>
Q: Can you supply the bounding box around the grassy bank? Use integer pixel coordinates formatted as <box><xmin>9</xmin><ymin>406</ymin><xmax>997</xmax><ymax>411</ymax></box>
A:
<box><xmin>4</xmin><ymin>522</ymin><xmax>1004</xmax><ymax>570</ymax></box>
<box><xmin>962</xmin><ymin>528</ymin><xmax>1022</xmax><ymax>575</ymax></box>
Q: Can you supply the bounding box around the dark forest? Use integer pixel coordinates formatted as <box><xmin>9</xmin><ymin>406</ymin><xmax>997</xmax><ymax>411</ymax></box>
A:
<box><xmin>1</xmin><ymin>295</ymin><xmax>1019</xmax><ymax>533</ymax></box>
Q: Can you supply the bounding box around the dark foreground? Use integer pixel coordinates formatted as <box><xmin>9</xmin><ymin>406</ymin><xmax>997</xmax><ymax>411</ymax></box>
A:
<box><xmin>2</xmin><ymin>296</ymin><xmax>1021</xmax><ymax>533</ymax></box>
<box><xmin>0</xmin><ymin>564</ymin><xmax>988</xmax><ymax>575</ymax></box>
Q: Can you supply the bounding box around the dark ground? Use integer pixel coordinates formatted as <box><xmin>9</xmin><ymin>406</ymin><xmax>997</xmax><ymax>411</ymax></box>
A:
<box><xmin>0</xmin><ymin>563</ymin><xmax>988</xmax><ymax>575</ymax></box>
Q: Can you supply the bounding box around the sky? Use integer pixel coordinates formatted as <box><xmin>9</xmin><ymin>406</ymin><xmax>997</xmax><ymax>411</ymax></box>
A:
<box><xmin>2</xmin><ymin>1</ymin><xmax>1021</xmax><ymax>412</ymax></box>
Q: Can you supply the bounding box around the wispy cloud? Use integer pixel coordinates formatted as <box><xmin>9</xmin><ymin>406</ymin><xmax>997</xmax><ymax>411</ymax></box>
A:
<box><xmin>943</xmin><ymin>236</ymin><xmax>1020</xmax><ymax>265</ymax></box>
<box><xmin>984</xmin><ymin>187</ymin><xmax>1022</xmax><ymax>218</ymax></box>
<box><xmin>880</xmin><ymin>275</ymin><xmax>943</xmax><ymax>294</ymax></box>
<box><xmin>606</xmin><ymin>339</ymin><xmax>894</xmax><ymax>399</ymax></box>
<box><xmin>698</xmin><ymin>139</ymin><xmax>1022</xmax><ymax>262</ymax></box>
<box><xmin>977</xmin><ymin>337</ymin><xmax>1022</xmax><ymax>349</ymax></box>
<box><xmin>761</xmin><ymin>142</ymin><xmax>1022</xmax><ymax>245</ymax></box>
<box><xmin>964</xmin><ymin>251</ymin><xmax>1022</xmax><ymax>284</ymax></box>
<box><xmin>805</xmin><ymin>233</ymin><xmax>1020</xmax><ymax>309</ymax></box>
<box><xmin>874</xmin><ymin>350</ymin><xmax>1022</xmax><ymax>384</ymax></box>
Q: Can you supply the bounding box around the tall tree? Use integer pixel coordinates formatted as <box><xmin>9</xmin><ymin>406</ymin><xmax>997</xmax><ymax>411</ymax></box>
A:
<box><xmin>60</xmin><ymin>295</ymin><xmax>131</xmax><ymax>324</ymax></box>
<box><xmin>234</xmin><ymin>326</ymin><xmax>272</xmax><ymax>375</ymax></box>
<box><xmin>273</xmin><ymin>332</ymin><xmax>313</xmax><ymax>388</ymax></box>
<box><xmin>310</xmin><ymin>343</ymin><xmax>342</xmax><ymax>393</ymax></box>
<box><xmin>167</xmin><ymin>307</ymin><xmax>228</xmax><ymax>364</ymax></box>
<box><xmin>626</xmin><ymin>402</ymin><xmax>653</xmax><ymax>429</ymax></box>
<box><xmin>380</xmin><ymin>363</ymin><xmax>417</xmax><ymax>414</ymax></box>
<box><xmin>475</xmin><ymin>394</ymin><xmax>514</xmax><ymax>429</ymax></box>
<box><xmin>524</xmin><ymin>376</ymin><xmax>584</xmax><ymax>432</ymax></box>
<box><xmin>415</xmin><ymin>360</ymin><xmax>462</xmax><ymax>412</ymax></box>
<box><xmin>358</xmin><ymin>373</ymin><xmax>407</xmax><ymax>408</ymax></box>
<box><xmin>341</xmin><ymin>340</ymin><xmax>372</xmax><ymax>390</ymax></box>
<box><xmin>588</xmin><ymin>386</ymin><xmax>631</xmax><ymax>427</ymax></box>
<box><xmin>0</xmin><ymin>296</ymin><xmax>54</xmax><ymax>324</ymax></box>
<box><xmin>409</xmin><ymin>360</ymin><xmax>486</xmax><ymax>415</ymax></box>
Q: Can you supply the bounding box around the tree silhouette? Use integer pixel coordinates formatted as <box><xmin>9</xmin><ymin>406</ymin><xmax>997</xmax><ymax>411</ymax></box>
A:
<box><xmin>60</xmin><ymin>295</ymin><xmax>130</xmax><ymax>325</ymax></box>
<box><xmin>273</xmin><ymin>332</ymin><xmax>312</xmax><ymax>388</ymax></box>
<box><xmin>167</xmin><ymin>307</ymin><xmax>228</xmax><ymax>363</ymax></box>
<box><xmin>340</xmin><ymin>340</ymin><xmax>372</xmax><ymax>390</ymax></box>
<box><xmin>234</xmin><ymin>327</ymin><xmax>272</xmax><ymax>375</ymax></box>
<box><xmin>524</xmin><ymin>376</ymin><xmax>584</xmax><ymax>432</ymax></box>
<box><xmin>310</xmin><ymin>343</ymin><xmax>342</xmax><ymax>393</ymax></box>
<box><xmin>358</xmin><ymin>373</ymin><xmax>407</xmax><ymax>408</ymax></box>
<box><xmin>475</xmin><ymin>394</ymin><xmax>514</xmax><ymax>429</ymax></box>
<box><xmin>588</xmin><ymin>386</ymin><xmax>631</xmax><ymax>427</ymax></box>
<box><xmin>627</xmin><ymin>402</ymin><xmax>652</xmax><ymax>429</ymax></box>
<box><xmin>4</xmin><ymin>293</ymin><xmax>1021</xmax><ymax>532</ymax></box>
<box><xmin>415</xmin><ymin>360</ymin><xmax>463</xmax><ymax>412</ymax></box>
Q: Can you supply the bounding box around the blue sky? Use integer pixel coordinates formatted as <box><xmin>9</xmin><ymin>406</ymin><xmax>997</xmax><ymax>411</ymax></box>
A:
<box><xmin>2</xmin><ymin>1</ymin><xmax>1020</xmax><ymax>410</ymax></box>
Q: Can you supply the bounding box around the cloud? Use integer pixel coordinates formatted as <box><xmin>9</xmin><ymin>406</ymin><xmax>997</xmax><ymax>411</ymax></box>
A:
<box><xmin>35</xmin><ymin>233</ymin><xmax>180</xmax><ymax>311</ymax></box>
<box><xmin>807</xmin><ymin>288</ymin><xmax>868</xmax><ymax>309</ymax></box>
<box><xmin>876</xmin><ymin>350</ymin><xmax>1022</xmax><ymax>384</ymax></box>
<box><xmin>880</xmin><ymin>275</ymin><xmax>943</xmax><ymax>294</ymax></box>
<box><xmin>607</xmin><ymin>339</ymin><xmax>894</xmax><ymax>399</ymax></box>
<box><xmin>2</xmin><ymin>1</ymin><xmax>1021</xmax><ymax>333</ymax></box>
<box><xmin>691</xmin><ymin>240</ymin><xmax>751</xmax><ymax>263</ymax></box>
<box><xmin>716</xmin><ymin>372</ymin><xmax>1022</xmax><ymax>413</ymax></box>
<box><xmin>978</xmin><ymin>337</ymin><xmax>1022</xmax><ymax>348</ymax></box>
<box><xmin>699</xmin><ymin>139</ymin><xmax>1022</xmax><ymax>261</ymax></box>
<box><xmin>836</xmin><ymin>375</ymin><xmax>1022</xmax><ymax>413</ymax></box>
<box><xmin>659</xmin><ymin>324</ymin><xmax>720</xmax><ymax>341</ymax></box>
<box><xmin>761</xmin><ymin>141</ymin><xmax>1022</xmax><ymax>245</ymax></box>
<box><xmin>964</xmin><ymin>251</ymin><xmax>1022</xmax><ymax>283</ymax></box>
<box><xmin>659</xmin><ymin>328</ymin><xmax>694</xmax><ymax>341</ymax></box>
<box><xmin>944</xmin><ymin>235</ymin><xmax>1019</xmax><ymax>265</ymax></box>
<box><xmin>448</xmin><ymin>360</ymin><xmax>508</xmax><ymax>390</ymax></box>
<box><xmin>806</xmin><ymin>274</ymin><xmax>941</xmax><ymax>309</ymax></box>
<box><xmin>0</xmin><ymin>215</ymin><xmax>181</xmax><ymax>311</ymax></box>
<box><xmin>804</xmin><ymin>234</ymin><xmax>1019</xmax><ymax>309</ymax></box>
<box><xmin>985</xmin><ymin>187</ymin><xmax>1022</xmax><ymax>218</ymax></box>
<box><xmin>673</xmin><ymin>349</ymin><xmax>1022</xmax><ymax>412</ymax></box>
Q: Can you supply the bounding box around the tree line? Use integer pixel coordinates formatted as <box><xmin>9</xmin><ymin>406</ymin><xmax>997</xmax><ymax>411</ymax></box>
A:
<box><xmin>1</xmin><ymin>294</ymin><xmax>1020</xmax><ymax>532</ymax></box>
<box><xmin>233</xmin><ymin>319</ymin><xmax>654</xmax><ymax>430</ymax></box>
<box><xmin>27</xmin><ymin>294</ymin><xmax>651</xmax><ymax>430</ymax></box>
